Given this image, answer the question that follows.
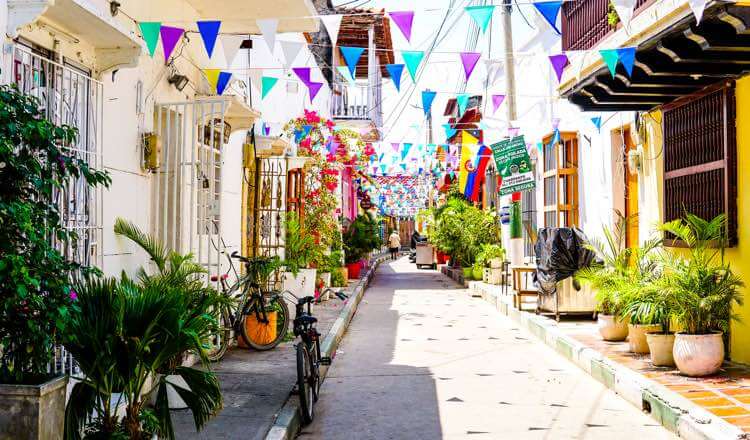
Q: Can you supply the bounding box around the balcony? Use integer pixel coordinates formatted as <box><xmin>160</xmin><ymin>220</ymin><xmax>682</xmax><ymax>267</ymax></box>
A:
<box><xmin>331</xmin><ymin>76</ymin><xmax>383</xmax><ymax>141</ymax></box>
<box><xmin>562</xmin><ymin>0</ymin><xmax>653</xmax><ymax>51</ymax></box>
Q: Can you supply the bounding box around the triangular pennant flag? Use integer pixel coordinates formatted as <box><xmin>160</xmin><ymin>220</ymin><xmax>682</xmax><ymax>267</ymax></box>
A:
<box><xmin>221</xmin><ymin>34</ymin><xmax>245</xmax><ymax>66</ymax></box>
<box><xmin>264</xmin><ymin>123</ymin><xmax>271</xmax><ymax>136</ymax></box>
<box><xmin>216</xmin><ymin>72</ymin><xmax>232</xmax><ymax>95</ymax></box>
<box><xmin>616</xmin><ymin>47</ymin><xmax>636</xmax><ymax>77</ymax></box>
<box><xmin>197</xmin><ymin>21</ymin><xmax>221</xmax><ymax>58</ymax></box>
<box><xmin>139</xmin><ymin>22</ymin><xmax>161</xmax><ymax>58</ymax></box>
<box><xmin>460</xmin><ymin>52</ymin><xmax>481</xmax><ymax>82</ymax></box>
<box><xmin>599</xmin><ymin>49</ymin><xmax>620</xmax><ymax>78</ymax></box>
<box><xmin>612</xmin><ymin>0</ymin><xmax>636</xmax><ymax>28</ymax></box>
<box><xmin>380</xmin><ymin>164</ymin><xmax>387</xmax><ymax>173</ymax></box>
<box><xmin>340</xmin><ymin>46</ymin><xmax>365</xmax><ymax>77</ymax></box>
<box><xmin>591</xmin><ymin>116</ymin><xmax>602</xmax><ymax>131</ymax></box>
<box><xmin>336</xmin><ymin>66</ymin><xmax>356</xmax><ymax>86</ymax></box>
<box><xmin>492</xmin><ymin>94</ymin><xmax>505</xmax><ymax>113</ymax></box>
<box><xmin>280</xmin><ymin>41</ymin><xmax>304</xmax><ymax>71</ymax></box>
<box><xmin>402</xmin><ymin>143</ymin><xmax>413</xmax><ymax>160</ymax></box>
<box><xmin>320</xmin><ymin>15</ymin><xmax>343</xmax><ymax>47</ymax></box>
<box><xmin>261</xmin><ymin>76</ymin><xmax>279</xmax><ymax>99</ymax></box>
<box><xmin>293</xmin><ymin>67</ymin><xmax>312</xmax><ymax>85</ymax></box>
<box><xmin>256</xmin><ymin>18</ymin><xmax>279</xmax><ymax>52</ymax></box>
<box><xmin>402</xmin><ymin>51</ymin><xmax>424</xmax><ymax>81</ymax></box>
<box><xmin>160</xmin><ymin>26</ymin><xmax>184</xmax><ymax>63</ymax></box>
<box><xmin>548</xmin><ymin>53</ymin><xmax>569</xmax><ymax>82</ymax></box>
<box><xmin>422</xmin><ymin>90</ymin><xmax>437</xmax><ymax>116</ymax></box>
<box><xmin>688</xmin><ymin>0</ymin><xmax>708</xmax><ymax>23</ymax></box>
<box><xmin>456</xmin><ymin>93</ymin><xmax>470</xmax><ymax>116</ymax></box>
<box><xmin>533</xmin><ymin>1</ymin><xmax>562</xmax><ymax>34</ymax></box>
<box><xmin>465</xmin><ymin>5</ymin><xmax>495</xmax><ymax>33</ymax></box>
<box><xmin>386</xmin><ymin>64</ymin><xmax>405</xmax><ymax>91</ymax></box>
<box><xmin>389</xmin><ymin>11</ymin><xmax>415</xmax><ymax>42</ymax></box>
<box><xmin>307</xmin><ymin>82</ymin><xmax>323</xmax><ymax>101</ymax></box>
<box><xmin>204</xmin><ymin>69</ymin><xmax>221</xmax><ymax>92</ymax></box>
<box><xmin>391</xmin><ymin>142</ymin><xmax>400</xmax><ymax>152</ymax></box>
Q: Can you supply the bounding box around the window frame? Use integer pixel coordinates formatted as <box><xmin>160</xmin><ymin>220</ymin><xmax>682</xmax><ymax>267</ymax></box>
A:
<box><xmin>541</xmin><ymin>131</ymin><xmax>580</xmax><ymax>228</ymax></box>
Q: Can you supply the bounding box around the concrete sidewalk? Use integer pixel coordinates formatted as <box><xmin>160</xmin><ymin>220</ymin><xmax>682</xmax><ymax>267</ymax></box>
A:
<box><xmin>171</xmin><ymin>257</ymin><xmax>384</xmax><ymax>439</ymax></box>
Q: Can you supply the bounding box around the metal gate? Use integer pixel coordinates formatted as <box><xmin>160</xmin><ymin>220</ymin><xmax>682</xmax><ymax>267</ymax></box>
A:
<box><xmin>153</xmin><ymin>99</ymin><xmax>230</xmax><ymax>283</ymax></box>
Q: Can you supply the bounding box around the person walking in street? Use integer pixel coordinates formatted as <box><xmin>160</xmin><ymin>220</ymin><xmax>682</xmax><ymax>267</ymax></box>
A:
<box><xmin>388</xmin><ymin>231</ymin><xmax>401</xmax><ymax>260</ymax></box>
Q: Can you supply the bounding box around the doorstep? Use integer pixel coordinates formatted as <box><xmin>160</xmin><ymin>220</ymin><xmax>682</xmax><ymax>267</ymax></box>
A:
<box><xmin>465</xmin><ymin>280</ymin><xmax>750</xmax><ymax>440</ymax></box>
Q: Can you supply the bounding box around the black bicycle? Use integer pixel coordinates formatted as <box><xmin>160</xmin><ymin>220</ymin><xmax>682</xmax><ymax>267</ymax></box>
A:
<box><xmin>206</xmin><ymin>252</ymin><xmax>291</xmax><ymax>361</ymax></box>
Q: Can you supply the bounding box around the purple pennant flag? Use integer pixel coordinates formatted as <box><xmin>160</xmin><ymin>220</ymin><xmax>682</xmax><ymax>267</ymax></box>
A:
<box><xmin>293</xmin><ymin>67</ymin><xmax>312</xmax><ymax>85</ymax></box>
<box><xmin>307</xmin><ymin>82</ymin><xmax>323</xmax><ymax>101</ymax></box>
<box><xmin>160</xmin><ymin>26</ymin><xmax>184</xmax><ymax>62</ymax></box>
<box><xmin>492</xmin><ymin>94</ymin><xmax>505</xmax><ymax>113</ymax></box>
<box><xmin>548</xmin><ymin>53</ymin><xmax>569</xmax><ymax>82</ymax></box>
<box><xmin>263</xmin><ymin>123</ymin><xmax>271</xmax><ymax>136</ymax></box>
<box><xmin>391</xmin><ymin>142</ymin><xmax>400</xmax><ymax>152</ymax></box>
<box><xmin>389</xmin><ymin>11</ymin><xmax>414</xmax><ymax>42</ymax></box>
<box><xmin>460</xmin><ymin>52</ymin><xmax>481</xmax><ymax>82</ymax></box>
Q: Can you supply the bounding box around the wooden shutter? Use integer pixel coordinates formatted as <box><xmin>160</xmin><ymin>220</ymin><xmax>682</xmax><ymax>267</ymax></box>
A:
<box><xmin>662</xmin><ymin>82</ymin><xmax>737</xmax><ymax>245</ymax></box>
<box><xmin>542</xmin><ymin>131</ymin><xmax>580</xmax><ymax>228</ymax></box>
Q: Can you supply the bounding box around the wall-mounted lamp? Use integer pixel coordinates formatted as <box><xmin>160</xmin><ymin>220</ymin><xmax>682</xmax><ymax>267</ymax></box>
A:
<box><xmin>167</xmin><ymin>72</ymin><xmax>189</xmax><ymax>91</ymax></box>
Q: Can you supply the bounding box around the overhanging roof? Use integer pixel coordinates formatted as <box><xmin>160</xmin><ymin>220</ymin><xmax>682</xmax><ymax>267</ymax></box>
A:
<box><xmin>563</xmin><ymin>3</ymin><xmax>750</xmax><ymax>111</ymax></box>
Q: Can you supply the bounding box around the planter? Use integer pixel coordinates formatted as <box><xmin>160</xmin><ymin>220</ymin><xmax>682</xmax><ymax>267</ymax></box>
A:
<box><xmin>597</xmin><ymin>314</ymin><xmax>629</xmax><ymax>341</ymax></box>
<box><xmin>463</xmin><ymin>267</ymin><xmax>473</xmax><ymax>281</ymax></box>
<box><xmin>673</xmin><ymin>332</ymin><xmax>724</xmax><ymax>377</ymax></box>
<box><xmin>346</xmin><ymin>262</ymin><xmax>361</xmax><ymax>279</ymax></box>
<box><xmin>490</xmin><ymin>258</ymin><xmax>504</xmax><ymax>269</ymax></box>
<box><xmin>488</xmin><ymin>268</ymin><xmax>503</xmax><ymax>285</ymax></box>
<box><xmin>646</xmin><ymin>333</ymin><xmax>676</xmax><ymax>367</ymax></box>
<box><xmin>337</xmin><ymin>267</ymin><xmax>348</xmax><ymax>285</ymax></box>
<box><xmin>436</xmin><ymin>251</ymin><xmax>449</xmax><ymax>264</ymax></box>
<box><xmin>627</xmin><ymin>324</ymin><xmax>662</xmax><ymax>354</ymax></box>
<box><xmin>509</xmin><ymin>238</ymin><xmax>524</xmax><ymax>266</ymax></box>
<box><xmin>0</xmin><ymin>375</ymin><xmax>68</xmax><ymax>440</ymax></box>
<box><xmin>472</xmin><ymin>266</ymin><xmax>483</xmax><ymax>280</ymax></box>
<box><xmin>238</xmin><ymin>311</ymin><xmax>278</xmax><ymax>348</ymax></box>
<box><xmin>319</xmin><ymin>272</ymin><xmax>332</xmax><ymax>288</ymax></box>
<box><xmin>282</xmin><ymin>269</ymin><xmax>317</xmax><ymax>297</ymax></box>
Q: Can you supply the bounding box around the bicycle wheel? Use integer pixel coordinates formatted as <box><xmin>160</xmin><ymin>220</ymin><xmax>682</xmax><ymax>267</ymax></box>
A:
<box><xmin>240</xmin><ymin>293</ymin><xmax>290</xmax><ymax>351</ymax></box>
<box><xmin>297</xmin><ymin>343</ymin><xmax>314</xmax><ymax>425</ymax></box>
<box><xmin>206</xmin><ymin>308</ymin><xmax>231</xmax><ymax>362</ymax></box>
<box><xmin>310</xmin><ymin>339</ymin><xmax>322</xmax><ymax>402</ymax></box>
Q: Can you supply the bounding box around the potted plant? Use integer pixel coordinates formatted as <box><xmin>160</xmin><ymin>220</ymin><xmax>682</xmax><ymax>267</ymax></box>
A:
<box><xmin>576</xmin><ymin>213</ymin><xmax>633</xmax><ymax>342</ymax></box>
<box><xmin>658</xmin><ymin>213</ymin><xmax>743</xmax><ymax>377</ymax></box>
<box><xmin>475</xmin><ymin>244</ymin><xmax>505</xmax><ymax>285</ymax></box>
<box><xmin>343</xmin><ymin>214</ymin><xmax>380</xmax><ymax>279</ymax></box>
<box><xmin>623</xmin><ymin>283</ymin><xmax>677</xmax><ymax>366</ymax></box>
<box><xmin>0</xmin><ymin>85</ymin><xmax>111</xmax><ymax>439</ymax></box>
<box><xmin>618</xmin><ymin>238</ymin><xmax>663</xmax><ymax>353</ymax></box>
<box><xmin>283</xmin><ymin>212</ymin><xmax>317</xmax><ymax>297</ymax></box>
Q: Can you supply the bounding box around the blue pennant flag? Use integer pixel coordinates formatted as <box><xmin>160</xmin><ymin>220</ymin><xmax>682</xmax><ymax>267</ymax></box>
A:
<box><xmin>533</xmin><ymin>1</ymin><xmax>562</xmax><ymax>34</ymax></box>
<box><xmin>422</xmin><ymin>90</ymin><xmax>437</xmax><ymax>116</ymax></box>
<box><xmin>340</xmin><ymin>46</ymin><xmax>365</xmax><ymax>77</ymax></box>
<box><xmin>591</xmin><ymin>116</ymin><xmax>602</xmax><ymax>131</ymax></box>
<box><xmin>386</xmin><ymin>64</ymin><xmax>405</xmax><ymax>91</ymax></box>
<box><xmin>616</xmin><ymin>47</ymin><xmax>637</xmax><ymax>77</ymax></box>
<box><xmin>456</xmin><ymin>93</ymin><xmax>470</xmax><ymax>116</ymax></box>
<box><xmin>197</xmin><ymin>21</ymin><xmax>221</xmax><ymax>58</ymax></box>
<box><xmin>443</xmin><ymin>124</ymin><xmax>457</xmax><ymax>140</ymax></box>
<box><xmin>401</xmin><ymin>143</ymin><xmax>413</xmax><ymax>160</ymax></box>
<box><xmin>216</xmin><ymin>72</ymin><xmax>232</xmax><ymax>95</ymax></box>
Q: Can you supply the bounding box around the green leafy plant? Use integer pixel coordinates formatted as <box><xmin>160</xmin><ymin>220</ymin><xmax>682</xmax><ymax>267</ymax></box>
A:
<box><xmin>475</xmin><ymin>244</ymin><xmax>506</xmax><ymax>268</ymax></box>
<box><xmin>656</xmin><ymin>213</ymin><xmax>743</xmax><ymax>335</ymax></box>
<box><xmin>63</xmin><ymin>276</ymin><xmax>222</xmax><ymax>439</ymax></box>
<box><xmin>607</xmin><ymin>0</ymin><xmax>620</xmax><ymax>28</ymax></box>
<box><xmin>343</xmin><ymin>213</ymin><xmax>382</xmax><ymax>265</ymax></box>
<box><xmin>432</xmin><ymin>198</ymin><xmax>500</xmax><ymax>267</ymax></box>
<box><xmin>616</xmin><ymin>237</ymin><xmax>666</xmax><ymax>326</ymax></box>
<box><xmin>0</xmin><ymin>85</ymin><xmax>111</xmax><ymax>385</ymax></box>
<box><xmin>284</xmin><ymin>212</ymin><xmax>316</xmax><ymax>275</ymax></box>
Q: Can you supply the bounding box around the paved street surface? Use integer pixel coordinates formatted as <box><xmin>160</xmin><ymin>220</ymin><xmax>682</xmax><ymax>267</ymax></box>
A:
<box><xmin>303</xmin><ymin>257</ymin><xmax>676</xmax><ymax>440</ymax></box>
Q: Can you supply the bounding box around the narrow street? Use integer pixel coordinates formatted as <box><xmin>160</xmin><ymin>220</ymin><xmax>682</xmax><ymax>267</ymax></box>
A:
<box><xmin>303</xmin><ymin>258</ymin><xmax>676</xmax><ymax>440</ymax></box>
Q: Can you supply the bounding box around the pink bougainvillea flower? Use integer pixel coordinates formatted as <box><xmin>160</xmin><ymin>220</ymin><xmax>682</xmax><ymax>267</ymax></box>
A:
<box><xmin>325</xmin><ymin>119</ymin><xmax>335</xmax><ymax>129</ymax></box>
<box><xmin>69</xmin><ymin>289</ymin><xmax>78</xmax><ymax>301</ymax></box>
<box><xmin>300</xmin><ymin>137</ymin><xmax>311</xmax><ymax>149</ymax></box>
<box><xmin>326</xmin><ymin>153</ymin><xmax>336</xmax><ymax>163</ymax></box>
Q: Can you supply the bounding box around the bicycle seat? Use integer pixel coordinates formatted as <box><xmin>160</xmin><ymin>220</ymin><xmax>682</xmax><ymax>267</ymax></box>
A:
<box><xmin>298</xmin><ymin>315</ymin><xmax>317</xmax><ymax>325</ymax></box>
<box><xmin>299</xmin><ymin>296</ymin><xmax>315</xmax><ymax>305</ymax></box>
<box><xmin>210</xmin><ymin>274</ymin><xmax>229</xmax><ymax>282</ymax></box>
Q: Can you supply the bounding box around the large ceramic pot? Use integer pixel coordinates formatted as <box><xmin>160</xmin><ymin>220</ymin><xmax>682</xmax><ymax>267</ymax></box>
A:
<box><xmin>628</xmin><ymin>324</ymin><xmax>662</xmax><ymax>354</ymax></box>
<box><xmin>319</xmin><ymin>272</ymin><xmax>332</xmax><ymax>288</ymax></box>
<box><xmin>0</xmin><ymin>375</ymin><xmax>68</xmax><ymax>440</ymax></box>
<box><xmin>673</xmin><ymin>332</ymin><xmax>725</xmax><ymax>377</ymax></box>
<box><xmin>646</xmin><ymin>333</ymin><xmax>676</xmax><ymax>367</ymax></box>
<box><xmin>597</xmin><ymin>314</ymin><xmax>629</xmax><ymax>341</ymax></box>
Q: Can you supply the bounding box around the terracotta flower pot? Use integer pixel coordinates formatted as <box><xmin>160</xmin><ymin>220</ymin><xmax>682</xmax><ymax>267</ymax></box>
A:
<box><xmin>646</xmin><ymin>333</ymin><xmax>676</xmax><ymax>367</ymax></box>
<box><xmin>597</xmin><ymin>314</ymin><xmax>629</xmax><ymax>341</ymax></box>
<box><xmin>346</xmin><ymin>262</ymin><xmax>361</xmax><ymax>279</ymax></box>
<box><xmin>628</xmin><ymin>324</ymin><xmax>662</xmax><ymax>354</ymax></box>
<box><xmin>673</xmin><ymin>332</ymin><xmax>724</xmax><ymax>377</ymax></box>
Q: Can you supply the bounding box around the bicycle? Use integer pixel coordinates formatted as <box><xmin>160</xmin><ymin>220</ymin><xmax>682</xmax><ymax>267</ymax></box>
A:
<box><xmin>206</xmin><ymin>251</ymin><xmax>291</xmax><ymax>361</ymax></box>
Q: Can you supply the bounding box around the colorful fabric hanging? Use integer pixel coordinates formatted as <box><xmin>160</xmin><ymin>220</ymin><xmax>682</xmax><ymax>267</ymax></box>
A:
<box><xmin>465</xmin><ymin>5</ymin><xmax>495</xmax><ymax>33</ymax></box>
<box><xmin>386</xmin><ymin>64</ymin><xmax>405</xmax><ymax>91</ymax></box>
<box><xmin>460</xmin><ymin>52</ymin><xmax>481</xmax><ymax>82</ymax></box>
<box><xmin>160</xmin><ymin>26</ymin><xmax>184</xmax><ymax>62</ymax></box>
<box><xmin>389</xmin><ymin>11</ymin><xmax>415</xmax><ymax>42</ymax></box>
<box><xmin>197</xmin><ymin>21</ymin><xmax>221</xmax><ymax>58</ymax></box>
<box><xmin>548</xmin><ymin>53</ymin><xmax>569</xmax><ymax>82</ymax></box>
<box><xmin>533</xmin><ymin>1</ymin><xmax>562</xmax><ymax>34</ymax></box>
<box><xmin>402</xmin><ymin>51</ymin><xmax>424</xmax><ymax>81</ymax></box>
<box><xmin>340</xmin><ymin>46</ymin><xmax>365</xmax><ymax>77</ymax></box>
<box><xmin>422</xmin><ymin>90</ymin><xmax>437</xmax><ymax>116</ymax></box>
<box><xmin>139</xmin><ymin>22</ymin><xmax>161</xmax><ymax>58</ymax></box>
<box><xmin>261</xmin><ymin>76</ymin><xmax>279</xmax><ymax>99</ymax></box>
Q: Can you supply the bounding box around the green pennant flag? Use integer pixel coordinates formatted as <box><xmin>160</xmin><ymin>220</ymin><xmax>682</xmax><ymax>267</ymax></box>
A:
<box><xmin>465</xmin><ymin>6</ymin><xmax>495</xmax><ymax>33</ymax></box>
<box><xmin>456</xmin><ymin>93</ymin><xmax>470</xmax><ymax>116</ymax></box>
<box><xmin>139</xmin><ymin>22</ymin><xmax>162</xmax><ymax>58</ymax></box>
<box><xmin>261</xmin><ymin>76</ymin><xmax>279</xmax><ymax>99</ymax></box>
<box><xmin>599</xmin><ymin>49</ymin><xmax>620</xmax><ymax>78</ymax></box>
<box><xmin>402</xmin><ymin>50</ymin><xmax>425</xmax><ymax>82</ymax></box>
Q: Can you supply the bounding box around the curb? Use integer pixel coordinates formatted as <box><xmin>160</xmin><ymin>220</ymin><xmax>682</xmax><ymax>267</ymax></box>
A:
<box><xmin>465</xmin><ymin>281</ymin><xmax>747</xmax><ymax>440</ymax></box>
<box><xmin>264</xmin><ymin>256</ymin><xmax>388</xmax><ymax>440</ymax></box>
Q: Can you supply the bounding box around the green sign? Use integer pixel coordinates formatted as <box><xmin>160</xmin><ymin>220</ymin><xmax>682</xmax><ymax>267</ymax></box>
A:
<box><xmin>491</xmin><ymin>135</ymin><xmax>535</xmax><ymax>196</ymax></box>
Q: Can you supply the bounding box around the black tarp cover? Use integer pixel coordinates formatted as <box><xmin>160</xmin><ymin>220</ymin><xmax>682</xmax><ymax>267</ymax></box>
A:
<box><xmin>534</xmin><ymin>227</ymin><xmax>596</xmax><ymax>296</ymax></box>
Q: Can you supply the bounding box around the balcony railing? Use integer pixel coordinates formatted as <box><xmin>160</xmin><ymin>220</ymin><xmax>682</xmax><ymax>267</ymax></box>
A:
<box><xmin>562</xmin><ymin>0</ymin><xmax>653</xmax><ymax>51</ymax></box>
<box><xmin>331</xmin><ymin>78</ymin><xmax>383</xmax><ymax>130</ymax></box>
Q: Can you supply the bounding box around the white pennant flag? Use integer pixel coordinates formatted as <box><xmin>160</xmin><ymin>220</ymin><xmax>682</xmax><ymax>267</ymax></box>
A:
<box><xmin>613</xmin><ymin>0</ymin><xmax>637</xmax><ymax>28</ymax></box>
<box><xmin>688</xmin><ymin>0</ymin><xmax>708</xmax><ymax>23</ymax></box>
<box><xmin>248</xmin><ymin>69</ymin><xmax>264</xmax><ymax>95</ymax></box>
<box><xmin>280</xmin><ymin>40</ymin><xmax>304</xmax><ymax>71</ymax></box>
<box><xmin>220</xmin><ymin>34</ymin><xmax>245</xmax><ymax>67</ymax></box>
<box><xmin>256</xmin><ymin>18</ymin><xmax>279</xmax><ymax>53</ymax></box>
<box><xmin>320</xmin><ymin>15</ymin><xmax>343</xmax><ymax>48</ymax></box>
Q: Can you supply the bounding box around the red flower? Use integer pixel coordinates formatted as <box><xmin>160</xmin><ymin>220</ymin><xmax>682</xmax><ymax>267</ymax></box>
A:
<box><xmin>326</xmin><ymin>119</ymin><xmax>335</xmax><ymax>129</ymax></box>
<box><xmin>325</xmin><ymin>180</ymin><xmax>338</xmax><ymax>191</ymax></box>
<box><xmin>304</xmin><ymin>109</ymin><xmax>320</xmax><ymax>124</ymax></box>
<box><xmin>300</xmin><ymin>137</ymin><xmax>311</xmax><ymax>149</ymax></box>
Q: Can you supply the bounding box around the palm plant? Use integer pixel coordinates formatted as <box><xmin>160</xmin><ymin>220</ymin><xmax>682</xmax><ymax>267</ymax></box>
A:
<box><xmin>284</xmin><ymin>212</ymin><xmax>316</xmax><ymax>275</ymax></box>
<box><xmin>63</xmin><ymin>276</ymin><xmax>222</xmax><ymax>439</ymax></box>
<box><xmin>657</xmin><ymin>213</ymin><xmax>743</xmax><ymax>335</ymax></box>
<box><xmin>617</xmin><ymin>237</ymin><xmax>664</xmax><ymax>325</ymax></box>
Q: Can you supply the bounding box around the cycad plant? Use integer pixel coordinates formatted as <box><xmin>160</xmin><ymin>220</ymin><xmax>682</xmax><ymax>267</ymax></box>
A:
<box><xmin>657</xmin><ymin>213</ymin><xmax>743</xmax><ymax>335</ymax></box>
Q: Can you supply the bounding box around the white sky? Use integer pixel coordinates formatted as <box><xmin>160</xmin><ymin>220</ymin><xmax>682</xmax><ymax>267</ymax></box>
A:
<box><xmin>332</xmin><ymin>0</ymin><xmax>541</xmax><ymax>146</ymax></box>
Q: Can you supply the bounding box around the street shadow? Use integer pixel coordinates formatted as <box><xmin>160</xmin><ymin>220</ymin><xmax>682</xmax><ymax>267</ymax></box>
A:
<box><xmin>301</xmin><ymin>258</ymin><xmax>448</xmax><ymax>439</ymax></box>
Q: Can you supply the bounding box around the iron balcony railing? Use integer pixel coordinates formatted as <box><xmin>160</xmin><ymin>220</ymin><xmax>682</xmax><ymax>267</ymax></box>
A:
<box><xmin>562</xmin><ymin>0</ymin><xmax>654</xmax><ymax>51</ymax></box>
